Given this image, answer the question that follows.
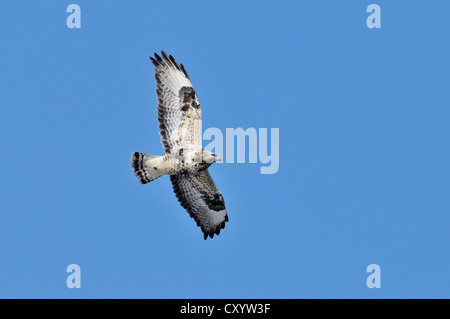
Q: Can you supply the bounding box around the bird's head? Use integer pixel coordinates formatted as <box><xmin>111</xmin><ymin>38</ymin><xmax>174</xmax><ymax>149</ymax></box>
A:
<box><xmin>202</xmin><ymin>150</ymin><xmax>221</xmax><ymax>165</ymax></box>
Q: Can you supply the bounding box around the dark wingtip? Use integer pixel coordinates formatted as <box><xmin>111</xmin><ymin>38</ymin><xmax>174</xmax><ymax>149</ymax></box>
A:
<box><xmin>149</xmin><ymin>56</ymin><xmax>157</xmax><ymax>67</ymax></box>
<box><xmin>168</xmin><ymin>55</ymin><xmax>181</xmax><ymax>71</ymax></box>
<box><xmin>200</xmin><ymin>216</ymin><xmax>229</xmax><ymax>240</ymax></box>
<box><xmin>160</xmin><ymin>50</ymin><xmax>170</xmax><ymax>65</ymax></box>
<box><xmin>180</xmin><ymin>63</ymin><xmax>190</xmax><ymax>80</ymax></box>
<box><xmin>150</xmin><ymin>51</ymin><xmax>189</xmax><ymax>79</ymax></box>
<box><xmin>202</xmin><ymin>229</ymin><xmax>219</xmax><ymax>240</ymax></box>
<box><xmin>153</xmin><ymin>52</ymin><xmax>163</xmax><ymax>65</ymax></box>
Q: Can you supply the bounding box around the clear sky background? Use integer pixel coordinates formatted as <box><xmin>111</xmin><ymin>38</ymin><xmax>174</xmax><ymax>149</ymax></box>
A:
<box><xmin>0</xmin><ymin>1</ymin><xmax>449</xmax><ymax>298</ymax></box>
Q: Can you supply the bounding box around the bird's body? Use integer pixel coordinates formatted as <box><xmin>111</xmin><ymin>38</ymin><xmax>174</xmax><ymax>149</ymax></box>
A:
<box><xmin>131</xmin><ymin>51</ymin><xmax>228</xmax><ymax>240</ymax></box>
<box><xmin>131</xmin><ymin>149</ymin><xmax>218</xmax><ymax>182</ymax></box>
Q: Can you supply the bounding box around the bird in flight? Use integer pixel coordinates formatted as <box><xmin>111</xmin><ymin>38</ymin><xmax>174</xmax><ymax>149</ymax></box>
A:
<box><xmin>131</xmin><ymin>51</ymin><xmax>228</xmax><ymax>240</ymax></box>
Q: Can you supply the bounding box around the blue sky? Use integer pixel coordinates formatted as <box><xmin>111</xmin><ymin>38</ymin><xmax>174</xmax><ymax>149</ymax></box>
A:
<box><xmin>0</xmin><ymin>1</ymin><xmax>449</xmax><ymax>298</ymax></box>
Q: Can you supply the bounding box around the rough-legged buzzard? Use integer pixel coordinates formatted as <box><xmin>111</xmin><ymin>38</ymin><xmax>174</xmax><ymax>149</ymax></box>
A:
<box><xmin>131</xmin><ymin>51</ymin><xmax>228</xmax><ymax>240</ymax></box>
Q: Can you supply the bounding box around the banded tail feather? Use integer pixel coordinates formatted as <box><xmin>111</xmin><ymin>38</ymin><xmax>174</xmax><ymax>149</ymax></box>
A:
<box><xmin>131</xmin><ymin>152</ymin><xmax>165</xmax><ymax>184</ymax></box>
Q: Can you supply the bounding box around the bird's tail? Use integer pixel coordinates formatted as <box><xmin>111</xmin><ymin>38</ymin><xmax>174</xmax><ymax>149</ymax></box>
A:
<box><xmin>131</xmin><ymin>152</ymin><xmax>165</xmax><ymax>184</ymax></box>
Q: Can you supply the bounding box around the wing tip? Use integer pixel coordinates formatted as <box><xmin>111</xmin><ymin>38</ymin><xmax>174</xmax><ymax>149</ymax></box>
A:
<box><xmin>202</xmin><ymin>215</ymin><xmax>228</xmax><ymax>240</ymax></box>
<box><xmin>150</xmin><ymin>51</ymin><xmax>190</xmax><ymax>79</ymax></box>
<box><xmin>152</xmin><ymin>52</ymin><xmax>163</xmax><ymax>66</ymax></box>
<box><xmin>180</xmin><ymin>63</ymin><xmax>190</xmax><ymax>80</ymax></box>
<box><xmin>203</xmin><ymin>230</ymin><xmax>216</xmax><ymax>240</ymax></box>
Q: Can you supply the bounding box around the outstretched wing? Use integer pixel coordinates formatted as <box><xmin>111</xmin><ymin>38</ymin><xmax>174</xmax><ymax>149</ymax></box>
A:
<box><xmin>171</xmin><ymin>170</ymin><xmax>228</xmax><ymax>240</ymax></box>
<box><xmin>150</xmin><ymin>51</ymin><xmax>202</xmax><ymax>154</ymax></box>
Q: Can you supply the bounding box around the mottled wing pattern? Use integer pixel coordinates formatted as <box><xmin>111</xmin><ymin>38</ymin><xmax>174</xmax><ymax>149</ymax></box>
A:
<box><xmin>171</xmin><ymin>170</ymin><xmax>228</xmax><ymax>239</ymax></box>
<box><xmin>150</xmin><ymin>51</ymin><xmax>202</xmax><ymax>154</ymax></box>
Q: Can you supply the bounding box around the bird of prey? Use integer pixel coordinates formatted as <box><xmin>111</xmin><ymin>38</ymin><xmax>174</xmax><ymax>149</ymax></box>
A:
<box><xmin>131</xmin><ymin>51</ymin><xmax>228</xmax><ymax>240</ymax></box>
